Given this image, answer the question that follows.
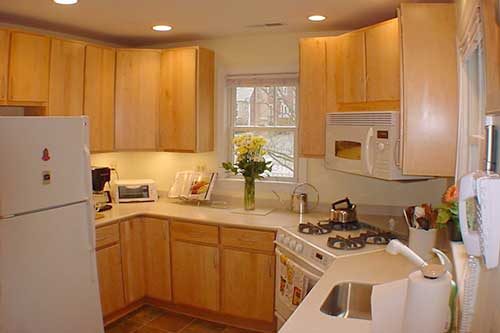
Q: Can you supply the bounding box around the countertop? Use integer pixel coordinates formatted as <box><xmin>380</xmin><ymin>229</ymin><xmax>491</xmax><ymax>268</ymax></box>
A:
<box><xmin>95</xmin><ymin>199</ymin><xmax>312</xmax><ymax>230</ymax></box>
<box><xmin>94</xmin><ymin>199</ymin><xmax>408</xmax><ymax>235</ymax></box>
<box><xmin>279</xmin><ymin>251</ymin><xmax>417</xmax><ymax>333</ymax></box>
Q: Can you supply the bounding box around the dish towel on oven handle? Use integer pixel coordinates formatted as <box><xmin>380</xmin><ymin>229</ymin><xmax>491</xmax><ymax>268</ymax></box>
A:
<box><xmin>278</xmin><ymin>253</ymin><xmax>310</xmax><ymax>310</ymax></box>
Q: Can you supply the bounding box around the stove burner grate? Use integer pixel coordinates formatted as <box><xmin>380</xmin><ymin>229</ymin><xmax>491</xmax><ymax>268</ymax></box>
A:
<box><xmin>327</xmin><ymin>235</ymin><xmax>365</xmax><ymax>250</ymax></box>
<box><xmin>298</xmin><ymin>222</ymin><xmax>331</xmax><ymax>235</ymax></box>
<box><xmin>327</xmin><ymin>231</ymin><xmax>396</xmax><ymax>250</ymax></box>
<box><xmin>317</xmin><ymin>220</ymin><xmax>361</xmax><ymax>231</ymax></box>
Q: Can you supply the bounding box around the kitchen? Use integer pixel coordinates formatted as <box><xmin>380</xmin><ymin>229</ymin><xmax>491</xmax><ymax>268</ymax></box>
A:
<box><xmin>0</xmin><ymin>0</ymin><xmax>499</xmax><ymax>333</ymax></box>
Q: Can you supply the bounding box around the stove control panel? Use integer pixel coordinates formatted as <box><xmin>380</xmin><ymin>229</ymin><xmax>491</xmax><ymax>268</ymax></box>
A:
<box><xmin>275</xmin><ymin>228</ymin><xmax>334</xmax><ymax>270</ymax></box>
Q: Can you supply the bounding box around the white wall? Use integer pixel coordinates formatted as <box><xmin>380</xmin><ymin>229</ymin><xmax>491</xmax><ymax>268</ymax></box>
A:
<box><xmin>92</xmin><ymin>30</ymin><xmax>449</xmax><ymax>206</ymax></box>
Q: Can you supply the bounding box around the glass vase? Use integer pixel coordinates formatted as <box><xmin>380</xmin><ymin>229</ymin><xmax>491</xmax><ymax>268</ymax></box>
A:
<box><xmin>244</xmin><ymin>177</ymin><xmax>256</xmax><ymax>210</ymax></box>
<box><xmin>449</xmin><ymin>216</ymin><xmax>463</xmax><ymax>242</ymax></box>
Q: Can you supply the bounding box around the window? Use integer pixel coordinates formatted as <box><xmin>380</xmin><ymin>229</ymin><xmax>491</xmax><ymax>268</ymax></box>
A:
<box><xmin>227</xmin><ymin>74</ymin><xmax>298</xmax><ymax>181</ymax></box>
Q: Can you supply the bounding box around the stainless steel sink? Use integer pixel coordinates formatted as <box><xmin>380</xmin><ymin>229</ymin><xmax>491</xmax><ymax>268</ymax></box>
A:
<box><xmin>320</xmin><ymin>282</ymin><xmax>374</xmax><ymax>320</ymax></box>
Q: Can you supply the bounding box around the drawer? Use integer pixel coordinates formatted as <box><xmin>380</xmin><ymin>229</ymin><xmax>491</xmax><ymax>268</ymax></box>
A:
<box><xmin>95</xmin><ymin>224</ymin><xmax>120</xmax><ymax>248</ymax></box>
<box><xmin>170</xmin><ymin>220</ymin><xmax>219</xmax><ymax>245</ymax></box>
<box><xmin>221</xmin><ymin>227</ymin><xmax>275</xmax><ymax>252</ymax></box>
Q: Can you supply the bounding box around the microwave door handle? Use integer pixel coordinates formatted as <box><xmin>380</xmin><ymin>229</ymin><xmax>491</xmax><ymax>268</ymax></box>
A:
<box><xmin>365</xmin><ymin>128</ymin><xmax>375</xmax><ymax>175</ymax></box>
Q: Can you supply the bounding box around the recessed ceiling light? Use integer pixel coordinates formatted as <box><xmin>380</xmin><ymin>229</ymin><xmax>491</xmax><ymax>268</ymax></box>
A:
<box><xmin>308</xmin><ymin>15</ymin><xmax>326</xmax><ymax>22</ymax></box>
<box><xmin>53</xmin><ymin>0</ymin><xmax>78</xmax><ymax>5</ymax></box>
<box><xmin>152</xmin><ymin>25</ymin><xmax>173</xmax><ymax>32</ymax></box>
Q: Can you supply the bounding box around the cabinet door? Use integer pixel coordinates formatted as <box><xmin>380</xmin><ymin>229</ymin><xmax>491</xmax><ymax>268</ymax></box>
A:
<box><xmin>482</xmin><ymin>0</ymin><xmax>500</xmax><ymax>114</ymax></box>
<box><xmin>48</xmin><ymin>39</ymin><xmax>85</xmax><ymax>116</ymax></box>
<box><xmin>299</xmin><ymin>38</ymin><xmax>327</xmax><ymax>158</ymax></box>
<box><xmin>400</xmin><ymin>4</ymin><xmax>458</xmax><ymax>176</ymax></box>
<box><xmin>143</xmin><ymin>218</ymin><xmax>171</xmax><ymax>302</ymax></box>
<box><xmin>365</xmin><ymin>19</ymin><xmax>400</xmax><ymax>102</ymax></box>
<box><xmin>84</xmin><ymin>45</ymin><xmax>115</xmax><ymax>152</ymax></box>
<box><xmin>0</xmin><ymin>29</ymin><xmax>8</xmax><ymax>102</ymax></box>
<box><xmin>115</xmin><ymin>49</ymin><xmax>160</xmax><ymax>150</ymax></box>
<box><xmin>96</xmin><ymin>244</ymin><xmax>126</xmax><ymax>317</ymax></box>
<box><xmin>221</xmin><ymin>249</ymin><xmax>274</xmax><ymax>322</ymax></box>
<box><xmin>159</xmin><ymin>47</ymin><xmax>198</xmax><ymax>152</ymax></box>
<box><xmin>171</xmin><ymin>240</ymin><xmax>219</xmax><ymax>311</ymax></box>
<box><xmin>8</xmin><ymin>31</ymin><xmax>50</xmax><ymax>102</ymax></box>
<box><xmin>336</xmin><ymin>31</ymin><xmax>366</xmax><ymax>104</ymax></box>
<box><xmin>120</xmin><ymin>219</ymin><xmax>146</xmax><ymax>304</ymax></box>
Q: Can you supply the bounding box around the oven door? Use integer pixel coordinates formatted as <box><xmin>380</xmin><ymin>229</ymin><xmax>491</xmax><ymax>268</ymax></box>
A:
<box><xmin>275</xmin><ymin>247</ymin><xmax>322</xmax><ymax>328</ymax></box>
<box><xmin>325</xmin><ymin>125</ymin><xmax>375</xmax><ymax>176</ymax></box>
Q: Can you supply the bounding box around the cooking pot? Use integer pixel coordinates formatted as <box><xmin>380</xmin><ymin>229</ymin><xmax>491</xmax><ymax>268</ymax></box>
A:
<box><xmin>330</xmin><ymin>197</ymin><xmax>357</xmax><ymax>223</ymax></box>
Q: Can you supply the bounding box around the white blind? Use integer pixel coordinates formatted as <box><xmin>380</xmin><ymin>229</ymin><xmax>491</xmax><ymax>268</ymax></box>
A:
<box><xmin>226</xmin><ymin>73</ymin><xmax>298</xmax><ymax>87</ymax></box>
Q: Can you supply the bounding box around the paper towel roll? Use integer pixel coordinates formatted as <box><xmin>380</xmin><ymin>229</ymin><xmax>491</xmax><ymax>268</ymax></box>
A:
<box><xmin>402</xmin><ymin>270</ymin><xmax>451</xmax><ymax>333</ymax></box>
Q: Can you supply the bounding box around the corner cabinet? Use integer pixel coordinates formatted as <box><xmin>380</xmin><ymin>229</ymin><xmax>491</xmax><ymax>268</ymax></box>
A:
<box><xmin>8</xmin><ymin>31</ymin><xmax>50</xmax><ymax>103</ymax></box>
<box><xmin>159</xmin><ymin>47</ymin><xmax>215</xmax><ymax>152</ymax></box>
<box><xmin>84</xmin><ymin>45</ymin><xmax>116</xmax><ymax>153</ymax></box>
<box><xmin>143</xmin><ymin>218</ymin><xmax>172</xmax><ymax>302</ymax></box>
<box><xmin>115</xmin><ymin>49</ymin><xmax>161</xmax><ymax>151</ymax></box>
<box><xmin>400</xmin><ymin>3</ymin><xmax>458</xmax><ymax>177</ymax></box>
<box><xmin>0</xmin><ymin>29</ymin><xmax>9</xmax><ymax>103</ymax></box>
<box><xmin>120</xmin><ymin>219</ymin><xmax>146</xmax><ymax>304</ymax></box>
<box><xmin>48</xmin><ymin>38</ymin><xmax>85</xmax><ymax>116</ymax></box>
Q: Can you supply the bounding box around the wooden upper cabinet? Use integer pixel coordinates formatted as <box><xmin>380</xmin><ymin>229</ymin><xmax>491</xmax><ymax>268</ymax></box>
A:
<box><xmin>48</xmin><ymin>38</ymin><xmax>85</xmax><ymax>116</ymax></box>
<box><xmin>84</xmin><ymin>45</ymin><xmax>115</xmax><ymax>152</ymax></box>
<box><xmin>159</xmin><ymin>47</ymin><xmax>215</xmax><ymax>152</ymax></box>
<box><xmin>143</xmin><ymin>218</ymin><xmax>171</xmax><ymax>302</ymax></box>
<box><xmin>171</xmin><ymin>240</ymin><xmax>219</xmax><ymax>311</ymax></box>
<box><xmin>299</xmin><ymin>38</ymin><xmax>328</xmax><ymax>158</ymax></box>
<box><xmin>96</xmin><ymin>244</ymin><xmax>126</xmax><ymax>317</ymax></box>
<box><xmin>365</xmin><ymin>19</ymin><xmax>400</xmax><ymax>102</ymax></box>
<box><xmin>115</xmin><ymin>49</ymin><xmax>161</xmax><ymax>150</ymax></box>
<box><xmin>120</xmin><ymin>219</ymin><xmax>146</xmax><ymax>304</ymax></box>
<box><xmin>335</xmin><ymin>30</ymin><xmax>366</xmax><ymax>104</ymax></box>
<box><xmin>0</xmin><ymin>29</ymin><xmax>8</xmax><ymax>102</ymax></box>
<box><xmin>8</xmin><ymin>31</ymin><xmax>50</xmax><ymax>102</ymax></box>
<box><xmin>400</xmin><ymin>3</ymin><xmax>458</xmax><ymax>177</ymax></box>
<box><xmin>482</xmin><ymin>0</ymin><xmax>500</xmax><ymax>114</ymax></box>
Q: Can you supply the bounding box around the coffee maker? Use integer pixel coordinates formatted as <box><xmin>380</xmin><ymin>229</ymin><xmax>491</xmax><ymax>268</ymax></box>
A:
<box><xmin>92</xmin><ymin>167</ymin><xmax>112</xmax><ymax>212</ymax></box>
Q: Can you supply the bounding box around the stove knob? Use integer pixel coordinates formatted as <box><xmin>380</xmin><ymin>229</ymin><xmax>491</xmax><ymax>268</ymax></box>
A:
<box><xmin>276</xmin><ymin>234</ymin><xmax>285</xmax><ymax>243</ymax></box>
<box><xmin>283</xmin><ymin>237</ymin><xmax>290</xmax><ymax>245</ymax></box>
<box><xmin>377</xmin><ymin>142</ymin><xmax>385</xmax><ymax>151</ymax></box>
<box><xmin>289</xmin><ymin>240</ymin><xmax>297</xmax><ymax>249</ymax></box>
<box><xmin>295</xmin><ymin>243</ymin><xmax>304</xmax><ymax>253</ymax></box>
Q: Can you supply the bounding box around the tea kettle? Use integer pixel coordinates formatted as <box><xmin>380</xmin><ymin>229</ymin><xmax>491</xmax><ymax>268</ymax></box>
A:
<box><xmin>330</xmin><ymin>197</ymin><xmax>357</xmax><ymax>223</ymax></box>
<box><xmin>273</xmin><ymin>183</ymin><xmax>319</xmax><ymax>214</ymax></box>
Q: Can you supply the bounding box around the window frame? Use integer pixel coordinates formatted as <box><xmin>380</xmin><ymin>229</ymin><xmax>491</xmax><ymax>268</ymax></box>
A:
<box><xmin>226</xmin><ymin>75</ymin><xmax>300</xmax><ymax>183</ymax></box>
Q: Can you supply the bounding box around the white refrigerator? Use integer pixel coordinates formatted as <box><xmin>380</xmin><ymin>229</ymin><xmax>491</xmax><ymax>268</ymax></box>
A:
<box><xmin>0</xmin><ymin>117</ymin><xmax>104</xmax><ymax>333</ymax></box>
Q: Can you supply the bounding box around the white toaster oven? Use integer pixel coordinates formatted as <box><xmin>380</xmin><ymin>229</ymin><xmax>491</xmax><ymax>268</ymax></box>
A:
<box><xmin>113</xmin><ymin>179</ymin><xmax>158</xmax><ymax>203</ymax></box>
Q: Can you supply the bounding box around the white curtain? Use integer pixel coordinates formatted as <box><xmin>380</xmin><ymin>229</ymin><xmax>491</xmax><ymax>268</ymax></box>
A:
<box><xmin>455</xmin><ymin>0</ymin><xmax>486</xmax><ymax>179</ymax></box>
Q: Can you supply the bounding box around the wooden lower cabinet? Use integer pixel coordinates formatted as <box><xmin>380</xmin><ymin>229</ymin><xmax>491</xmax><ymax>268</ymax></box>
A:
<box><xmin>120</xmin><ymin>219</ymin><xmax>146</xmax><ymax>304</ymax></box>
<box><xmin>171</xmin><ymin>239</ymin><xmax>219</xmax><ymax>311</ymax></box>
<box><xmin>96</xmin><ymin>244</ymin><xmax>126</xmax><ymax>317</ymax></box>
<box><xmin>221</xmin><ymin>249</ymin><xmax>275</xmax><ymax>322</ymax></box>
<box><xmin>143</xmin><ymin>218</ymin><xmax>172</xmax><ymax>301</ymax></box>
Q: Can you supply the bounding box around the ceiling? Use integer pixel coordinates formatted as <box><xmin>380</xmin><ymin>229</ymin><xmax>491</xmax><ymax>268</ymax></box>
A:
<box><xmin>0</xmin><ymin>0</ymin><xmax>452</xmax><ymax>46</ymax></box>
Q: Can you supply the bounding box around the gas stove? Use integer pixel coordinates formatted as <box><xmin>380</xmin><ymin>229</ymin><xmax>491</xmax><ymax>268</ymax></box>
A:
<box><xmin>275</xmin><ymin>219</ymin><xmax>396</xmax><ymax>272</ymax></box>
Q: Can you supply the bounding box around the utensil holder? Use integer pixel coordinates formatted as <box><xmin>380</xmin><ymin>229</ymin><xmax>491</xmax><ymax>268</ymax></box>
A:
<box><xmin>408</xmin><ymin>228</ymin><xmax>437</xmax><ymax>261</ymax></box>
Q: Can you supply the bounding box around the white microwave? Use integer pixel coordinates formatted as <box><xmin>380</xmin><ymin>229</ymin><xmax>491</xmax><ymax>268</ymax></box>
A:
<box><xmin>325</xmin><ymin>111</ymin><xmax>426</xmax><ymax>180</ymax></box>
<box><xmin>113</xmin><ymin>179</ymin><xmax>158</xmax><ymax>203</ymax></box>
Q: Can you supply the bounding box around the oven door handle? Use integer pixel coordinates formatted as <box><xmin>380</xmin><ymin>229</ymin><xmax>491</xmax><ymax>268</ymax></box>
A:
<box><xmin>275</xmin><ymin>248</ymin><xmax>322</xmax><ymax>282</ymax></box>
